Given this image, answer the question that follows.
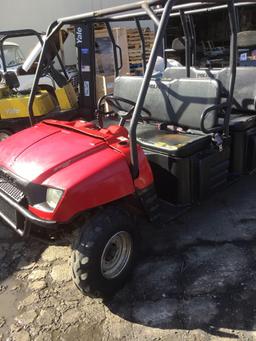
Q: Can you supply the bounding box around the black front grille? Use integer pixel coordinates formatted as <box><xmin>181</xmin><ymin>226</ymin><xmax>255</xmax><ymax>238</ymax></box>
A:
<box><xmin>0</xmin><ymin>195</ymin><xmax>18</xmax><ymax>227</ymax></box>
<box><xmin>0</xmin><ymin>178</ymin><xmax>24</xmax><ymax>203</ymax></box>
<box><xmin>0</xmin><ymin>171</ymin><xmax>26</xmax><ymax>232</ymax></box>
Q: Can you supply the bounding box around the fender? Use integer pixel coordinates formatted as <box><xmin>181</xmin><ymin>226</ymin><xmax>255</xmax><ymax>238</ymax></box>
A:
<box><xmin>29</xmin><ymin>146</ymin><xmax>139</xmax><ymax>221</ymax></box>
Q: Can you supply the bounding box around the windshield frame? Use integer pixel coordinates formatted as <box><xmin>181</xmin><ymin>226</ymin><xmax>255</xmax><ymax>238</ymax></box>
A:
<box><xmin>0</xmin><ymin>29</ymin><xmax>44</xmax><ymax>73</ymax></box>
<box><xmin>1</xmin><ymin>44</ymin><xmax>25</xmax><ymax>69</ymax></box>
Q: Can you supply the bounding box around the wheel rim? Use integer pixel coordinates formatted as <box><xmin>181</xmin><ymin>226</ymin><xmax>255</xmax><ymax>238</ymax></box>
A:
<box><xmin>0</xmin><ymin>132</ymin><xmax>9</xmax><ymax>142</ymax></box>
<box><xmin>101</xmin><ymin>231</ymin><xmax>132</xmax><ymax>279</ymax></box>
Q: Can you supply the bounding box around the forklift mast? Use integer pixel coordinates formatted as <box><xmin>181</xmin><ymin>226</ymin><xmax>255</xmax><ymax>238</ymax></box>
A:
<box><xmin>75</xmin><ymin>23</ymin><xmax>96</xmax><ymax>119</ymax></box>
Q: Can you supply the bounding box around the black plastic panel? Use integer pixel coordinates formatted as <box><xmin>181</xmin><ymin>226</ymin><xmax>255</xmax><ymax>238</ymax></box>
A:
<box><xmin>145</xmin><ymin>144</ymin><xmax>230</xmax><ymax>206</ymax></box>
<box><xmin>198</xmin><ymin>147</ymin><xmax>230</xmax><ymax>200</ymax></box>
<box><xmin>230</xmin><ymin>127</ymin><xmax>256</xmax><ymax>174</ymax></box>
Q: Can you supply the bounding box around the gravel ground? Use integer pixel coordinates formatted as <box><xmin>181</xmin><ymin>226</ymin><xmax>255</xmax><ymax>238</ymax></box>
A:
<box><xmin>1</xmin><ymin>175</ymin><xmax>256</xmax><ymax>340</ymax></box>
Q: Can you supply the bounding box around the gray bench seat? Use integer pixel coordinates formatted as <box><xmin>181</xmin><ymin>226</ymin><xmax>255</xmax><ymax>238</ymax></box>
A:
<box><xmin>164</xmin><ymin>66</ymin><xmax>256</xmax><ymax>132</ymax></box>
<box><xmin>114</xmin><ymin>76</ymin><xmax>221</xmax><ymax>157</ymax></box>
<box><xmin>135</xmin><ymin>123</ymin><xmax>211</xmax><ymax>157</ymax></box>
<box><xmin>218</xmin><ymin>113</ymin><xmax>256</xmax><ymax>131</ymax></box>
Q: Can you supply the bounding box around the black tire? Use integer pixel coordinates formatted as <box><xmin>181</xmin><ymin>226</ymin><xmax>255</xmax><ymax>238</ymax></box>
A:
<box><xmin>0</xmin><ymin>129</ymin><xmax>12</xmax><ymax>142</ymax></box>
<box><xmin>72</xmin><ymin>205</ymin><xmax>136</xmax><ymax>298</ymax></box>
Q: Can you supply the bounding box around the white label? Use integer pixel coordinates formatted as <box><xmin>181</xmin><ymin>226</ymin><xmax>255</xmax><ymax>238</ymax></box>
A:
<box><xmin>82</xmin><ymin>65</ymin><xmax>90</xmax><ymax>72</ymax></box>
<box><xmin>84</xmin><ymin>81</ymin><xmax>90</xmax><ymax>97</ymax></box>
<box><xmin>106</xmin><ymin>82</ymin><xmax>114</xmax><ymax>89</ymax></box>
<box><xmin>5</xmin><ymin>108</ymin><xmax>20</xmax><ymax>115</ymax></box>
<box><xmin>240</xmin><ymin>53</ymin><xmax>247</xmax><ymax>61</ymax></box>
<box><xmin>76</xmin><ymin>26</ymin><xmax>83</xmax><ymax>45</ymax></box>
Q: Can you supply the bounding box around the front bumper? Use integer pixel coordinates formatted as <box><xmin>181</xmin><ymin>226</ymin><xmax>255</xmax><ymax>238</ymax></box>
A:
<box><xmin>0</xmin><ymin>190</ymin><xmax>57</xmax><ymax>237</ymax></box>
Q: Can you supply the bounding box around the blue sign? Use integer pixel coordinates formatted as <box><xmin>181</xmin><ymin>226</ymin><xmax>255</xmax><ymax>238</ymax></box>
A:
<box><xmin>81</xmin><ymin>48</ymin><xmax>89</xmax><ymax>55</ymax></box>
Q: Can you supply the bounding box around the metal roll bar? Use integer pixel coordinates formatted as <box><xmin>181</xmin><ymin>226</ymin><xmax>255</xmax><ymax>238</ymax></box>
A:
<box><xmin>28</xmin><ymin>0</ymin><xmax>239</xmax><ymax>178</ymax></box>
<box><xmin>110</xmin><ymin>2</ymin><xmax>255</xmax><ymax>21</ymax></box>
<box><xmin>180</xmin><ymin>10</ymin><xmax>191</xmax><ymax>77</ymax></box>
<box><xmin>188</xmin><ymin>15</ymin><xmax>197</xmax><ymax>65</ymax></box>
<box><xmin>0</xmin><ymin>29</ymin><xmax>43</xmax><ymax>73</ymax></box>
<box><xmin>129</xmin><ymin>0</ymin><xmax>176</xmax><ymax>178</ymax></box>
<box><xmin>105</xmin><ymin>22</ymin><xmax>121</xmax><ymax>78</ymax></box>
<box><xmin>28</xmin><ymin>20</ymin><xmax>68</xmax><ymax>125</ymax></box>
<box><xmin>28</xmin><ymin>1</ymin><xmax>165</xmax><ymax>124</ymax></box>
<box><xmin>135</xmin><ymin>19</ymin><xmax>147</xmax><ymax>72</ymax></box>
<box><xmin>28</xmin><ymin>0</ymin><xmax>198</xmax><ymax>124</ymax></box>
<box><xmin>225</xmin><ymin>0</ymin><xmax>238</xmax><ymax>137</ymax></box>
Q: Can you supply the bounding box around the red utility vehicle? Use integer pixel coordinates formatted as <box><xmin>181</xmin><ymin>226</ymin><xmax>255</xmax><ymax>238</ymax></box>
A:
<box><xmin>0</xmin><ymin>0</ymin><xmax>250</xmax><ymax>297</ymax></box>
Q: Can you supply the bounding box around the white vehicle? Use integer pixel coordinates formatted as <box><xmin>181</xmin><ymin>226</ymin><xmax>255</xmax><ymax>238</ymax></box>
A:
<box><xmin>0</xmin><ymin>30</ymin><xmax>55</xmax><ymax>90</ymax></box>
<box><xmin>0</xmin><ymin>41</ymin><xmax>25</xmax><ymax>72</ymax></box>
<box><xmin>0</xmin><ymin>30</ymin><xmax>78</xmax><ymax>91</ymax></box>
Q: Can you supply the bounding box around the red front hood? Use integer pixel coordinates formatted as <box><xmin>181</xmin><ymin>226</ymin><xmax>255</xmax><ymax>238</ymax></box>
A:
<box><xmin>0</xmin><ymin>121</ymin><xmax>107</xmax><ymax>183</ymax></box>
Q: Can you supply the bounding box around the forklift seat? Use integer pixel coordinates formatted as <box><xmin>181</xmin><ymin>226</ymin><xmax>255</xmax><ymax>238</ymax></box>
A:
<box><xmin>114</xmin><ymin>76</ymin><xmax>221</xmax><ymax>157</ymax></box>
<box><xmin>3</xmin><ymin>71</ymin><xmax>20</xmax><ymax>89</ymax></box>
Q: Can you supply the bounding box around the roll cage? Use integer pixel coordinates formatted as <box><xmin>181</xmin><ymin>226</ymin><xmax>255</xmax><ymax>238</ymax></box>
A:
<box><xmin>29</xmin><ymin>0</ymin><xmax>243</xmax><ymax>178</ymax></box>
<box><xmin>0</xmin><ymin>29</ymin><xmax>43</xmax><ymax>73</ymax></box>
<box><xmin>0</xmin><ymin>28</ymin><xmax>69</xmax><ymax>85</ymax></box>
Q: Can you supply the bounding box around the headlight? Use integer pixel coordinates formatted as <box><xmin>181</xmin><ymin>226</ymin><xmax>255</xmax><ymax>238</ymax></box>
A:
<box><xmin>46</xmin><ymin>188</ymin><xmax>63</xmax><ymax>210</ymax></box>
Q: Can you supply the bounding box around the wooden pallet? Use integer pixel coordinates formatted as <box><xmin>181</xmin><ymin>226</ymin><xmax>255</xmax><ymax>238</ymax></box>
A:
<box><xmin>95</xmin><ymin>26</ymin><xmax>155</xmax><ymax>77</ymax></box>
<box><xmin>126</xmin><ymin>27</ymin><xmax>155</xmax><ymax>74</ymax></box>
<box><xmin>96</xmin><ymin>74</ymin><xmax>115</xmax><ymax>111</ymax></box>
<box><xmin>95</xmin><ymin>27</ymin><xmax>130</xmax><ymax>76</ymax></box>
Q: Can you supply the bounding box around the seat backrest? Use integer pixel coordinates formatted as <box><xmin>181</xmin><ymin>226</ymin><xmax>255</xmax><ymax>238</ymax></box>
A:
<box><xmin>172</xmin><ymin>36</ymin><xmax>185</xmax><ymax>51</ymax></box>
<box><xmin>163</xmin><ymin>66</ymin><xmax>220</xmax><ymax>80</ymax></box>
<box><xmin>218</xmin><ymin>67</ymin><xmax>256</xmax><ymax>111</ymax></box>
<box><xmin>163</xmin><ymin>67</ymin><xmax>195</xmax><ymax>79</ymax></box>
<box><xmin>3</xmin><ymin>71</ymin><xmax>20</xmax><ymax>89</ymax></box>
<box><xmin>237</xmin><ymin>30</ymin><xmax>256</xmax><ymax>48</ymax></box>
<box><xmin>114</xmin><ymin>76</ymin><xmax>220</xmax><ymax>130</ymax></box>
<box><xmin>164</xmin><ymin>66</ymin><xmax>256</xmax><ymax>112</ymax></box>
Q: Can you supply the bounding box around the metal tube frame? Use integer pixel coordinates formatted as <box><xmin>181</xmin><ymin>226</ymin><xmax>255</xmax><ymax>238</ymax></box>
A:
<box><xmin>141</xmin><ymin>3</ymin><xmax>160</xmax><ymax>26</ymax></box>
<box><xmin>28</xmin><ymin>0</ymin><xmax>239</xmax><ymax>178</ymax></box>
<box><xmin>188</xmin><ymin>14</ymin><xmax>197</xmax><ymax>66</ymax></box>
<box><xmin>28</xmin><ymin>20</ymin><xmax>63</xmax><ymax>125</ymax></box>
<box><xmin>135</xmin><ymin>19</ymin><xmax>147</xmax><ymax>72</ymax></box>
<box><xmin>106</xmin><ymin>22</ymin><xmax>119</xmax><ymax>77</ymax></box>
<box><xmin>180</xmin><ymin>10</ymin><xmax>191</xmax><ymax>77</ymax></box>
<box><xmin>224</xmin><ymin>0</ymin><xmax>237</xmax><ymax>137</ymax></box>
<box><xmin>129</xmin><ymin>0</ymin><xmax>176</xmax><ymax>178</ymax></box>
<box><xmin>110</xmin><ymin>2</ymin><xmax>255</xmax><ymax>22</ymax></box>
<box><xmin>28</xmin><ymin>1</ymin><xmax>162</xmax><ymax>124</ymax></box>
<box><xmin>0</xmin><ymin>29</ymin><xmax>43</xmax><ymax>73</ymax></box>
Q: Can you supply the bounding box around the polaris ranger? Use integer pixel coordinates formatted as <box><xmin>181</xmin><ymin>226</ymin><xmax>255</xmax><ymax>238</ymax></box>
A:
<box><xmin>0</xmin><ymin>0</ymin><xmax>254</xmax><ymax>298</ymax></box>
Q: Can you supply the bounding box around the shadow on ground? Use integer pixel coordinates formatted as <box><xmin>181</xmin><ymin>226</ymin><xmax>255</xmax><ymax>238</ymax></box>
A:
<box><xmin>1</xmin><ymin>175</ymin><xmax>256</xmax><ymax>340</ymax></box>
<box><xmin>0</xmin><ymin>226</ymin><xmax>71</xmax><ymax>287</ymax></box>
<box><xmin>107</xmin><ymin>175</ymin><xmax>256</xmax><ymax>338</ymax></box>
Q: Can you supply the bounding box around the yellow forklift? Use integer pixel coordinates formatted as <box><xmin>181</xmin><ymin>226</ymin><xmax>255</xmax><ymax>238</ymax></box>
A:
<box><xmin>0</xmin><ymin>29</ymin><xmax>78</xmax><ymax>140</ymax></box>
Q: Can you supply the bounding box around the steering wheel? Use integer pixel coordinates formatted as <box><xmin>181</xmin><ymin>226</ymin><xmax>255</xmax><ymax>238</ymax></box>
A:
<box><xmin>7</xmin><ymin>60</ymin><xmax>16</xmax><ymax>67</ymax></box>
<box><xmin>97</xmin><ymin>94</ymin><xmax>151</xmax><ymax>128</ymax></box>
<box><xmin>37</xmin><ymin>84</ymin><xmax>58</xmax><ymax>106</ymax></box>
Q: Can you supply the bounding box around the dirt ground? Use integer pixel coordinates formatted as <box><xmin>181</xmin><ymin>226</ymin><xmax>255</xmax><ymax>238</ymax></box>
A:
<box><xmin>1</xmin><ymin>175</ymin><xmax>256</xmax><ymax>341</ymax></box>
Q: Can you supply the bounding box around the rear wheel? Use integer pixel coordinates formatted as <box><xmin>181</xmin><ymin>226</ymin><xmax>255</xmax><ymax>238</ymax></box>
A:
<box><xmin>72</xmin><ymin>205</ymin><xmax>136</xmax><ymax>298</ymax></box>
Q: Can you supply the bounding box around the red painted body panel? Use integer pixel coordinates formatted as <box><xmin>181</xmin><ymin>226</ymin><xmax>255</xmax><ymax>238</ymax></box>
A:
<box><xmin>29</xmin><ymin>147</ymin><xmax>135</xmax><ymax>221</ymax></box>
<box><xmin>0</xmin><ymin>120</ymin><xmax>154</xmax><ymax>222</ymax></box>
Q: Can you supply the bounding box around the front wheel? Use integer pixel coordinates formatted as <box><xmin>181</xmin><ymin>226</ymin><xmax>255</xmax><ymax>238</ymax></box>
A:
<box><xmin>72</xmin><ymin>205</ymin><xmax>136</xmax><ymax>298</ymax></box>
